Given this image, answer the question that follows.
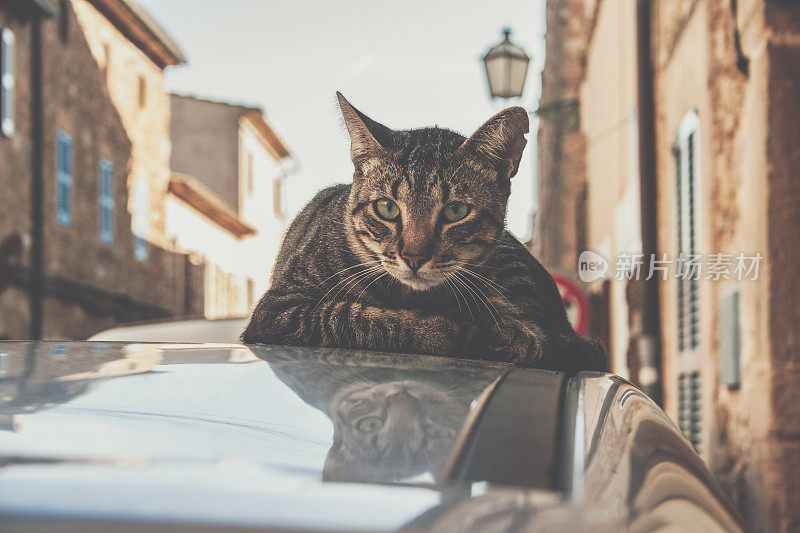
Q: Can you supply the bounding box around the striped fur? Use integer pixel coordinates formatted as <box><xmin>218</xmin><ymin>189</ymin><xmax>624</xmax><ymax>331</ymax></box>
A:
<box><xmin>243</xmin><ymin>96</ymin><xmax>606</xmax><ymax>373</ymax></box>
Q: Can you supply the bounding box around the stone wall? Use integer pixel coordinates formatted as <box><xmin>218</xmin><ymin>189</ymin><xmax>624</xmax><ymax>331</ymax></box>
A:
<box><xmin>71</xmin><ymin>0</ymin><xmax>174</xmax><ymax>246</ymax></box>
<box><xmin>0</xmin><ymin>2</ymin><xmax>203</xmax><ymax>340</ymax></box>
<box><xmin>0</xmin><ymin>8</ymin><xmax>34</xmax><ymax>338</ymax></box>
<box><xmin>534</xmin><ymin>0</ymin><xmax>587</xmax><ymax>274</ymax></box>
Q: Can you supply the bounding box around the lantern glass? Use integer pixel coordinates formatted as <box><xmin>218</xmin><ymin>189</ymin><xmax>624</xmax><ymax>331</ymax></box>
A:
<box><xmin>482</xmin><ymin>29</ymin><xmax>530</xmax><ymax>99</ymax></box>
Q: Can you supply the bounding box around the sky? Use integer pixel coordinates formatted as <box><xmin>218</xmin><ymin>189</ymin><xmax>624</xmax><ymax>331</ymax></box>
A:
<box><xmin>139</xmin><ymin>0</ymin><xmax>545</xmax><ymax>241</ymax></box>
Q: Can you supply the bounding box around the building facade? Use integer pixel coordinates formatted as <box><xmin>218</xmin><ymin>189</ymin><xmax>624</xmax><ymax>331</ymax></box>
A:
<box><xmin>71</xmin><ymin>0</ymin><xmax>185</xmax><ymax>251</ymax></box>
<box><xmin>168</xmin><ymin>94</ymin><xmax>293</xmax><ymax>319</ymax></box>
<box><xmin>536</xmin><ymin>0</ymin><xmax>800</xmax><ymax>530</ymax></box>
<box><xmin>0</xmin><ymin>0</ymin><xmax>202</xmax><ymax>340</ymax></box>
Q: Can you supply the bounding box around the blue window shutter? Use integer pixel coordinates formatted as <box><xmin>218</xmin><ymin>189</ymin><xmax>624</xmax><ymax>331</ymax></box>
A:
<box><xmin>99</xmin><ymin>159</ymin><xmax>114</xmax><ymax>244</ymax></box>
<box><xmin>56</xmin><ymin>131</ymin><xmax>72</xmax><ymax>227</ymax></box>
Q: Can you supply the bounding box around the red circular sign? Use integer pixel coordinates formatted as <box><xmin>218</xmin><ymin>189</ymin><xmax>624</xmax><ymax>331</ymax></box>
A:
<box><xmin>551</xmin><ymin>273</ymin><xmax>591</xmax><ymax>336</ymax></box>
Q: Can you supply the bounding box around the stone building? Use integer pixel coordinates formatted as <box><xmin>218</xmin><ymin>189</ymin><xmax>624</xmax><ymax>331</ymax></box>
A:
<box><xmin>0</xmin><ymin>0</ymin><xmax>202</xmax><ymax>340</ymax></box>
<box><xmin>536</xmin><ymin>0</ymin><xmax>800</xmax><ymax>530</ymax></box>
<box><xmin>534</xmin><ymin>0</ymin><xmax>587</xmax><ymax>275</ymax></box>
<box><xmin>70</xmin><ymin>0</ymin><xmax>185</xmax><ymax>250</ymax></box>
<box><xmin>168</xmin><ymin>94</ymin><xmax>294</xmax><ymax>318</ymax></box>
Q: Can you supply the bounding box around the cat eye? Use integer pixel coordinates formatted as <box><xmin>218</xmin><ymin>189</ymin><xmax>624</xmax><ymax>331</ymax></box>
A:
<box><xmin>374</xmin><ymin>198</ymin><xmax>400</xmax><ymax>221</ymax></box>
<box><xmin>357</xmin><ymin>416</ymin><xmax>384</xmax><ymax>433</ymax></box>
<box><xmin>442</xmin><ymin>201</ymin><xmax>471</xmax><ymax>222</ymax></box>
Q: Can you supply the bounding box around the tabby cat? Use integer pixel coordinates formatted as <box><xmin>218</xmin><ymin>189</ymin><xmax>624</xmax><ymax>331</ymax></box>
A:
<box><xmin>255</xmin><ymin>345</ymin><xmax>494</xmax><ymax>483</ymax></box>
<box><xmin>243</xmin><ymin>93</ymin><xmax>606</xmax><ymax>373</ymax></box>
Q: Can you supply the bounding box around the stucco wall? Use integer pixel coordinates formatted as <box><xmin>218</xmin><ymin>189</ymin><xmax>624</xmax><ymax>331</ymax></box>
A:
<box><xmin>238</xmin><ymin>118</ymin><xmax>287</xmax><ymax>298</ymax></box>
<box><xmin>170</xmin><ymin>94</ymin><xmax>242</xmax><ymax>210</ymax></box>
<box><xmin>654</xmin><ymin>0</ymin><xmax>800</xmax><ymax>529</ymax></box>
<box><xmin>580</xmin><ymin>0</ymin><xmax>641</xmax><ymax>379</ymax></box>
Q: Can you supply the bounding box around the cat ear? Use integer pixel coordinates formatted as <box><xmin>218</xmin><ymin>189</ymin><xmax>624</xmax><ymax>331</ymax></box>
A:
<box><xmin>337</xmin><ymin>92</ymin><xmax>393</xmax><ymax>163</ymax></box>
<box><xmin>460</xmin><ymin>107</ymin><xmax>529</xmax><ymax>180</ymax></box>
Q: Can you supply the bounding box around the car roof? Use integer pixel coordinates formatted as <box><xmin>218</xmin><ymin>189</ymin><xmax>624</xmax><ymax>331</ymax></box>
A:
<box><xmin>0</xmin><ymin>341</ymin><xmax>747</xmax><ymax>532</ymax></box>
<box><xmin>88</xmin><ymin>317</ymin><xmax>249</xmax><ymax>343</ymax></box>
<box><xmin>0</xmin><ymin>341</ymin><xmax>568</xmax><ymax>531</ymax></box>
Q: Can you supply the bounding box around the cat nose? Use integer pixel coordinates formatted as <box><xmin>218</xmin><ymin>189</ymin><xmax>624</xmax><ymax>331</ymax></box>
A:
<box><xmin>400</xmin><ymin>253</ymin><xmax>430</xmax><ymax>272</ymax></box>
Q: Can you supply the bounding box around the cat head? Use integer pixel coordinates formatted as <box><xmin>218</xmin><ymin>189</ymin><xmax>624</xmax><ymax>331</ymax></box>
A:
<box><xmin>323</xmin><ymin>379</ymin><xmax>468</xmax><ymax>483</ymax></box>
<box><xmin>338</xmin><ymin>92</ymin><xmax>528</xmax><ymax>291</ymax></box>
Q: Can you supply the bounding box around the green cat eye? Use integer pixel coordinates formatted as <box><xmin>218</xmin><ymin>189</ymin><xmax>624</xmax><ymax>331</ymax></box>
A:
<box><xmin>357</xmin><ymin>416</ymin><xmax>384</xmax><ymax>433</ymax></box>
<box><xmin>442</xmin><ymin>201</ymin><xmax>471</xmax><ymax>222</ymax></box>
<box><xmin>374</xmin><ymin>198</ymin><xmax>400</xmax><ymax>221</ymax></box>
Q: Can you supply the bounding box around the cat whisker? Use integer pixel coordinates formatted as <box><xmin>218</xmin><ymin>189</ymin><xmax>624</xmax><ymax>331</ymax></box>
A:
<box><xmin>448</xmin><ymin>273</ymin><xmax>478</xmax><ymax>322</ymax></box>
<box><xmin>316</xmin><ymin>260</ymin><xmax>382</xmax><ymax>287</ymax></box>
<box><xmin>355</xmin><ymin>271</ymin><xmax>389</xmax><ymax>301</ymax></box>
<box><xmin>458</xmin><ymin>267</ymin><xmax>513</xmax><ymax>299</ymax></box>
<box><xmin>334</xmin><ymin>266</ymin><xmax>386</xmax><ymax>302</ymax></box>
<box><xmin>443</xmin><ymin>277</ymin><xmax>464</xmax><ymax>316</ymax></box>
<box><xmin>454</xmin><ymin>270</ymin><xmax>501</xmax><ymax>328</ymax></box>
<box><xmin>432</xmin><ymin>272</ymin><xmax>465</xmax><ymax>316</ymax></box>
<box><xmin>450</xmin><ymin>260</ymin><xmax>502</xmax><ymax>270</ymax></box>
<box><xmin>313</xmin><ymin>265</ymin><xmax>384</xmax><ymax>311</ymax></box>
<box><xmin>446</xmin><ymin>273</ymin><xmax>474</xmax><ymax>321</ymax></box>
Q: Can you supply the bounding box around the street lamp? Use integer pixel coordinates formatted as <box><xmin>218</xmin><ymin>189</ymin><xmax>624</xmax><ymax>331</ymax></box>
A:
<box><xmin>482</xmin><ymin>28</ymin><xmax>530</xmax><ymax>99</ymax></box>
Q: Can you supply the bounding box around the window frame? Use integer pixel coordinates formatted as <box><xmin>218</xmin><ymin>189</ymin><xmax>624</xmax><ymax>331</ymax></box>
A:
<box><xmin>137</xmin><ymin>75</ymin><xmax>147</xmax><ymax>109</ymax></box>
<box><xmin>1</xmin><ymin>27</ymin><xmax>15</xmax><ymax>137</ymax></box>
<box><xmin>132</xmin><ymin>180</ymin><xmax>149</xmax><ymax>261</ymax></box>
<box><xmin>673</xmin><ymin>108</ymin><xmax>705</xmax><ymax>455</ymax></box>
<box><xmin>674</xmin><ymin>109</ymin><xmax>701</xmax><ymax>354</ymax></box>
<box><xmin>247</xmin><ymin>151</ymin><xmax>254</xmax><ymax>196</ymax></box>
<box><xmin>99</xmin><ymin>159</ymin><xmax>114</xmax><ymax>244</ymax></box>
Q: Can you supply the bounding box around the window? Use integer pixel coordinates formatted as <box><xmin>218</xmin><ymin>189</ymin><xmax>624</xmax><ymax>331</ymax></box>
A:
<box><xmin>0</xmin><ymin>28</ymin><xmax>15</xmax><ymax>137</ymax></box>
<box><xmin>132</xmin><ymin>181</ymin><xmax>149</xmax><ymax>260</ymax></box>
<box><xmin>273</xmin><ymin>175</ymin><xmax>285</xmax><ymax>219</ymax></box>
<box><xmin>247</xmin><ymin>151</ymin><xmax>254</xmax><ymax>195</ymax></box>
<box><xmin>138</xmin><ymin>75</ymin><xmax>146</xmax><ymax>109</ymax></box>
<box><xmin>99</xmin><ymin>159</ymin><xmax>114</xmax><ymax>244</ymax></box>
<box><xmin>678</xmin><ymin>372</ymin><xmax>702</xmax><ymax>451</ymax></box>
<box><xmin>247</xmin><ymin>278</ymin><xmax>255</xmax><ymax>310</ymax></box>
<box><xmin>101</xmin><ymin>43</ymin><xmax>110</xmax><ymax>81</ymax></box>
<box><xmin>674</xmin><ymin>109</ymin><xmax>701</xmax><ymax>352</ymax></box>
<box><xmin>674</xmin><ymin>110</ymin><xmax>703</xmax><ymax>454</ymax></box>
<box><xmin>56</xmin><ymin>131</ymin><xmax>73</xmax><ymax>226</ymax></box>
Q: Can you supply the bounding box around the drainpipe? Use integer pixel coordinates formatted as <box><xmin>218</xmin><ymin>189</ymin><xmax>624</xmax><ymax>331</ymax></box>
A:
<box><xmin>636</xmin><ymin>0</ymin><xmax>662</xmax><ymax>404</ymax></box>
<box><xmin>29</xmin><ymin>15</ymin><xmax>44</xmax><ymax>340</ymax></box>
